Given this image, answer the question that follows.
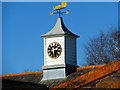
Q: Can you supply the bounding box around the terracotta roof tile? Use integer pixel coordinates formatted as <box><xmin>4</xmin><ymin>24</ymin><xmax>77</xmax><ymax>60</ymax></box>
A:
<box><xmin>52</xmin><ymin>59</ymin><xmax>120</xmax><ymax>89</ymax></box>
<box><xmin>93</xmin><ymin>69</ymin><xmax>120</xmax><ymax>88</ymax></box>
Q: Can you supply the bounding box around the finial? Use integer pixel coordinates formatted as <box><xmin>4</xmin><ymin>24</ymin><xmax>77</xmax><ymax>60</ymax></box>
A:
<box><xmin>50</xmin><ymin>2</ymin><xmax>69</xmax><ymax>17</ymax></box>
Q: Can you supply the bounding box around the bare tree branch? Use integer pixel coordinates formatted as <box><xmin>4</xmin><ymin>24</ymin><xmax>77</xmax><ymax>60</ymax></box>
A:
<box><xmin>84</xmin><ymin>28</ymin><xmax>120</xmax><ymax>65</ymax></box>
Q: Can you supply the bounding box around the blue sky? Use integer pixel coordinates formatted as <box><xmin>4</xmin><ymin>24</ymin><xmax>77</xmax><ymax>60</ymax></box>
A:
<box><xmin>2</xmin><ymin>2</ymin><xmax>118</xmax><ymax>74</ymax></box>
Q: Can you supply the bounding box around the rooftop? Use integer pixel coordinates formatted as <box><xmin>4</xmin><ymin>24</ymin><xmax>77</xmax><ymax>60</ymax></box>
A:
<box><xmin>41</xmin><ymin>17</ymin><xmax>79</xmax><ymax>38</ymax></box>
<box><xmin>1</xmin><ymin>59</ymin><xmax>120</xmax><ymax>89</ymax></box>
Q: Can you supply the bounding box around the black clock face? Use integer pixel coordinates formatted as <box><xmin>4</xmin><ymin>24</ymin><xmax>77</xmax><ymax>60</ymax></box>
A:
<box><xmin>47</xmin><ymin>42</ymin><xmax>62</xmax><ymax>59</ymax></box>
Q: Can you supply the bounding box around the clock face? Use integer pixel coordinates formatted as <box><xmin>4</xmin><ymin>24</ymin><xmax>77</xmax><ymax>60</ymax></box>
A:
<box><xmin>47</xmin><ymin>42</ymin><xmax>62</xmax><ymax>59</ymax></box>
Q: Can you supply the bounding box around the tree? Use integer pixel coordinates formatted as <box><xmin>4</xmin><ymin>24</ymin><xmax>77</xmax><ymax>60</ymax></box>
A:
<box><xmin>84</xmin><ymin>29</ymin><xmax>120</xmax><ymax>65</ymax></box>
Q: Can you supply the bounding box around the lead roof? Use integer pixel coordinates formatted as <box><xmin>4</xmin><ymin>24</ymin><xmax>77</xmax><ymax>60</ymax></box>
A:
<box><xmin>41</xmin><ymin>17</ymin><xmax>79</xmax><ymax>38</ymax></box>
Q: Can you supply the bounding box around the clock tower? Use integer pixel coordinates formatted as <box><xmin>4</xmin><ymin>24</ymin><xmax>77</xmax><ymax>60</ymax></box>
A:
<box><xmin>41</xmin><ymin>17</ymin><xmax>79</xmax><ymax>80</ymax></box>
<box><xmin>41</xmin><ymin>2</ymin><xmax>79</xmax><ymax>80</ymax></box>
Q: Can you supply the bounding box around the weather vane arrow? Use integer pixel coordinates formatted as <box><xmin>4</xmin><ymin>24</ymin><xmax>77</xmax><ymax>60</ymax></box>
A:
<box><xmin>50</xmin><ymin>2</ymin><xmax>69</xmax><ymax>17</ymax></box>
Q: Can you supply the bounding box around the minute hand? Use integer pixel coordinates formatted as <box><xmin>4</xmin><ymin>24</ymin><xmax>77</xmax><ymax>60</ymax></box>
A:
<box><xmin>54</xmin><ymin>46</ymin><xmax>60</xmax><ymax>50</ymax></box>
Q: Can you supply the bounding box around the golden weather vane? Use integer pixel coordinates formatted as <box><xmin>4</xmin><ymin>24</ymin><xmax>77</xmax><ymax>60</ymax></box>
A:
<box><xmin>50</xmin><ymin>2</ymin><xmax>69</xmax><ymax>17</ymax></box>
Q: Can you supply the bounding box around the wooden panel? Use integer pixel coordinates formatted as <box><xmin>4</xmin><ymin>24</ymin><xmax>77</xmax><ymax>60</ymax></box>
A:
<box><xmin>44</xmin><ymin>36</ymin><xmax>65</xmax><ymax>66</ymax></box>
<box><xmin>65</xmin><ymin>36</ymin><xmax>77</xmax><ymax>65</ymax></box>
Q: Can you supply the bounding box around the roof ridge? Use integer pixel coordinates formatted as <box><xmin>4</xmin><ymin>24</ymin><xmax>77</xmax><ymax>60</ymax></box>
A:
<box><xmin>0</xmin><ymin>65</ymin><xmax>104</xmax><ymax>77</ymax></box>
<box><xmin>76</xmin><ymin>64</ymin><xmax>105</xmax><ymax>70</ymax></box>
<box><xmin>1</xmin><ymin>65</ymin><xmax>104</xmax><ymax>77</ymax></box>
<box><xmin>1</xmin><ymin>71</ymin><xmax>43</xmax><ymax>77</ymax></box>
<box><xmin>52</xmin><ymin>59</ymin><xmax>120</xmax><ymax>88</ymax></box>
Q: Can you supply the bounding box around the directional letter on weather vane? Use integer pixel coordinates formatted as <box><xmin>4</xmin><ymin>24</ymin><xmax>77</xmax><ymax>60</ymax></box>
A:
<box><xmin>50</xmin><ymin>2</ymin><xmax>69</xmax><ymax>17</ymax></box>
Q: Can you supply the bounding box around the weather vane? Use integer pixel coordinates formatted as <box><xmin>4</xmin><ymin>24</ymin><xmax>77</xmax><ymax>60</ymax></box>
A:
<box><xmin>50</xmin><ymin>2</ymin><xmax>69</xmax><ymax>17</ymax></box>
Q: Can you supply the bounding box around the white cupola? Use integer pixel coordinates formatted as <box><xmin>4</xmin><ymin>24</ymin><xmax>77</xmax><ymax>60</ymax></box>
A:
<box><xmin>41</xmin><ymin>17</ymin><xmax>79</xmax><ymax>80</ymax></box>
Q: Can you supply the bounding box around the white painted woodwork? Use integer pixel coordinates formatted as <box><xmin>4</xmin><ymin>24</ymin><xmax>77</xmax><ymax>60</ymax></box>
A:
<box><xmin>44</xmin><ymin>36</ymin><xmax>65</xmax><ymax>66</ymax></box>
<box><xmin>65</xmin><ymin>36</ymin><xmax>77</xmax><ymax>66</ymax></box>
<box><xmin>44</xmin><ymin>35</ymin><xmax>77</xmax><ymax>66</ymax></box>
<box><xmin>41</xmin><ymin>17</ymin><xmax>79</xmax><ymax>80</ymax></box>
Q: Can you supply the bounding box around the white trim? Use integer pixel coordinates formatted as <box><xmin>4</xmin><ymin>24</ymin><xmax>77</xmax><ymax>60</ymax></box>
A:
<box><xmin>63</xmin><ymin>36</ymin><xmax>65</xmax><ymax>64</ymax></box>
<box><xmin>44</xmin><ymin>38</ymin><xmax>46</xmax><ymax>65</ymax></box>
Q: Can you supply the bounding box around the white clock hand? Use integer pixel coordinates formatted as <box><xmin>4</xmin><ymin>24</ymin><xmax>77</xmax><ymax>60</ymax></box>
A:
<box><xmin>51</xmin><ymin>47</ymin><xmax>55</xmax><ymax>55</ymax></box>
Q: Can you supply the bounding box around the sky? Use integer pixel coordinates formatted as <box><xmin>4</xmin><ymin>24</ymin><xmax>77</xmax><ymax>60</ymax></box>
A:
<box><xmin>2</xmin><ymin>2</ymin><xmax>118</xmax><ymax>74</ymax></box>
